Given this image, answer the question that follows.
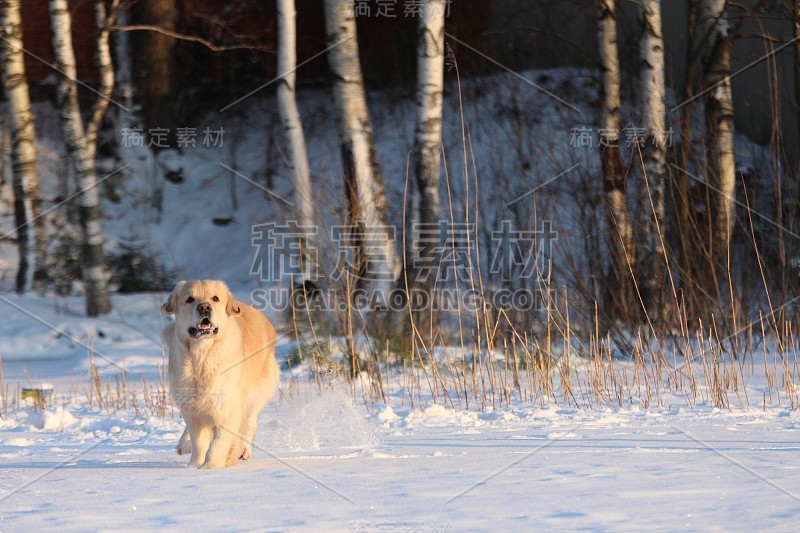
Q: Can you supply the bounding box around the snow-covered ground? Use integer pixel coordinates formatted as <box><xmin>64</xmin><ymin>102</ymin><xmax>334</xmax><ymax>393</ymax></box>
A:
<box><xmin>0</xmin><ymin>292</ymin><xmax>799</xmax><ymax>531</ymax></box>
<box><xmin>3</xmin><ymin>397</ymin><xmax>799</xmax><ymax>531</ymax></box>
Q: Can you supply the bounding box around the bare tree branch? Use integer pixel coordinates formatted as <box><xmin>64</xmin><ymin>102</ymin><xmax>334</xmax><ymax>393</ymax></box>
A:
<box><xmin>112</xmin><ymin>24</ymin><xmax>272</xmax><ymax>53</ymax></box>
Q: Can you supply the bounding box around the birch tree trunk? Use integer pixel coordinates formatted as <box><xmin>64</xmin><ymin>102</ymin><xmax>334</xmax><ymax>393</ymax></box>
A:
<box><xmin>49</xmin><ymin>0</ymin><xmax>118</xmax><ymax>316</ymax></box>
<box><xmin>791</xmin><ymin>2</ymin><xmax>800</xmax><ymax>270</ymax></box>
<box><xmin>408</xmin><ymin>0</ymin><xmax>446</xmax><ymax>334</ymax></box>
<box><xmin>674</xmin><ymin>0</ymin><xmax>705</xmax><ymax>317</ymax></box>
<box><xmin>114</xmin><ymin>4</ymin><xmax>134</xmax><ymax>111</ymax></box>
<box><xmin>324</xmin><ymin>0</ymin><xmax>401</xmax><ymax>296</ymax></box>
<box><xmin>597</xmin><ymin>0</ymin><xmax>635</xmax><ymax>321</ymax></box>
<box><xmin>277</xmin><ymin>0</ymin><xmax>315</xmax><ymax>286</ymax></box>
<box><xmin>638</xmin><ymin>0</ymin><xmax>667</xmax><ymax>321</ymax></box>
<box><xmin>699</xmin><ymin>0</ymin><xmax>735</xmax><ymax>286</ymax></box>
<box><xmin>132</xmin><ymin>0</ymin><xmax>176</xmax><ymax>143</ymax></box>
<box><xmin>1</xmin><ymin>0</ymin><xmax>48</xmax><ymax>295</ymax></box>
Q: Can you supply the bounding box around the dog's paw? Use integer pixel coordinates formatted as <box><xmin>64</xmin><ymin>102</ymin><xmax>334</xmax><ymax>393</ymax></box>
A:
<box><xmin>239</xmin><ymin>446</ymin><xmax>251</xmax><ymax>461</ymax></box>
<box><xmin>177</xmin><ymin>429</ymin><xmax>192</xmax><ymax>455</ymax></box>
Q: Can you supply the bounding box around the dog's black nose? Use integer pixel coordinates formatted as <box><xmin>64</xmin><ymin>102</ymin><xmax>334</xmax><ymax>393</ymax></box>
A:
<box><xmin>197</xmin><ymin>303</ymin><xmax>212</xmax><ymax>315</ymax></box>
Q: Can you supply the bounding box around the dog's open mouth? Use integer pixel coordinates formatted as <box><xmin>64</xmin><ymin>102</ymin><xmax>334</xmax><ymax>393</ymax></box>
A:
<box><xmin>188</xmin><ymin>317</ymin><xmax>219</xmax><ymax>339</ymax></box>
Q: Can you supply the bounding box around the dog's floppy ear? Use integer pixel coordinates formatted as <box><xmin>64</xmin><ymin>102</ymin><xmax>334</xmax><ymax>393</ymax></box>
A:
<box><xmin>161</xmin><ymin>281</ymin><xmax>186</xmax><ymax>316</ymax></box>
<box><xmin>226</xmin><ymin>291</ymin><xmax>242</xmax><ymax>316</ymax></box>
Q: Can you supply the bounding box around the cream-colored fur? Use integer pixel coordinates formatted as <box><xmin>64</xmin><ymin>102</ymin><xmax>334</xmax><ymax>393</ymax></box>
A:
<box><xmin>161</xmin><ymin>280</ymin><xmax>279</xmax><ymax>468</ymax></box>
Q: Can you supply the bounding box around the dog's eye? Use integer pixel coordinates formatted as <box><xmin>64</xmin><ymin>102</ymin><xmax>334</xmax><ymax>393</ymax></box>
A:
<box><xmin>212</xmin><ymin>296</ymin><xmax>220</xmax><ymax>302</ymax></box>
<box><xmin>186</xmin><ymin>296</ymin><xmax>195</xmax><ymax>304</ymax></box>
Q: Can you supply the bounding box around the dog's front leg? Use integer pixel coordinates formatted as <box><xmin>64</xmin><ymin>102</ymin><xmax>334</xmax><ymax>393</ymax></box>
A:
<box><xmin>202</xmin><ymin>424</ymin><xmax>238</xmax><ymax>468</ymax></box>
<box><xmin>237</xmin><ymin>411</ymin><xmax>260</xmax><ymax>461</ymax></box>
<box><xmin>188</xmin><ymin>422</ymin><xmax>212</xmax><ymax>467</ymax></box>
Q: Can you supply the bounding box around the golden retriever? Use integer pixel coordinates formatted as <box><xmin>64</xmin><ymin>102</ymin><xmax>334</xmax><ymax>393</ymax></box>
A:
<box><xmin>161</xmin><ymin>280</ymin><xmax>280</xmax><ymax>468</ymax></box>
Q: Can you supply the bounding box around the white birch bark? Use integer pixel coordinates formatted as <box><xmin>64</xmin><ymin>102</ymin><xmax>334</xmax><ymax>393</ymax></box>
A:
<box><xmin>409</xmin><ymin>0</ymin><xmax>446</xmax><ymax>326</ymax></box>
<box><xmin>1</xmin><ymin>0</ymin><xmax>48</xmax><ymax>295</ymax></box>
<box><xmin>597</xmin><ymin>0</ymin><xmax>635</xmax><ymax>318</ymax></box>
<box><xmin>89</xmin><ymin>0</ymin><xmax>119</xmax><ymax>160</ymax></box>
<box><xmin>699</xmin><ymin>0</ymin><xmax>735</xmax><ymax>262</ymax></box>
<box><xmin>277</xmin><ymin>0</ymin><xmax>314</xmax><ymax>283</ymax></box>
<box><xmin>324</xmin><ymin>0</ymin><xmax>401</xmax><ymax>294</ymax></box>
<box><xmin>49</xmin><ymin>0</ymin><xmax>119</xmax><ymax>316</ymax></box>
<box><xmin>413</xmin><ymin>0</ymin><xmax>445</xmax><ymax>231</ymax></box>
<box><xmin>639</xmin><ymin>0</ymin><xmax>667</xmax><ymax>316</ymax></box>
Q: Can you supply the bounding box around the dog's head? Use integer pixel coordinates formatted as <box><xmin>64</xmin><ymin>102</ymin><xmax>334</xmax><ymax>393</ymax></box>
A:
<box><xmin>161</xmin><ymin>280</ymin><xmax>241</xmax><ymax>341</ymax></box>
